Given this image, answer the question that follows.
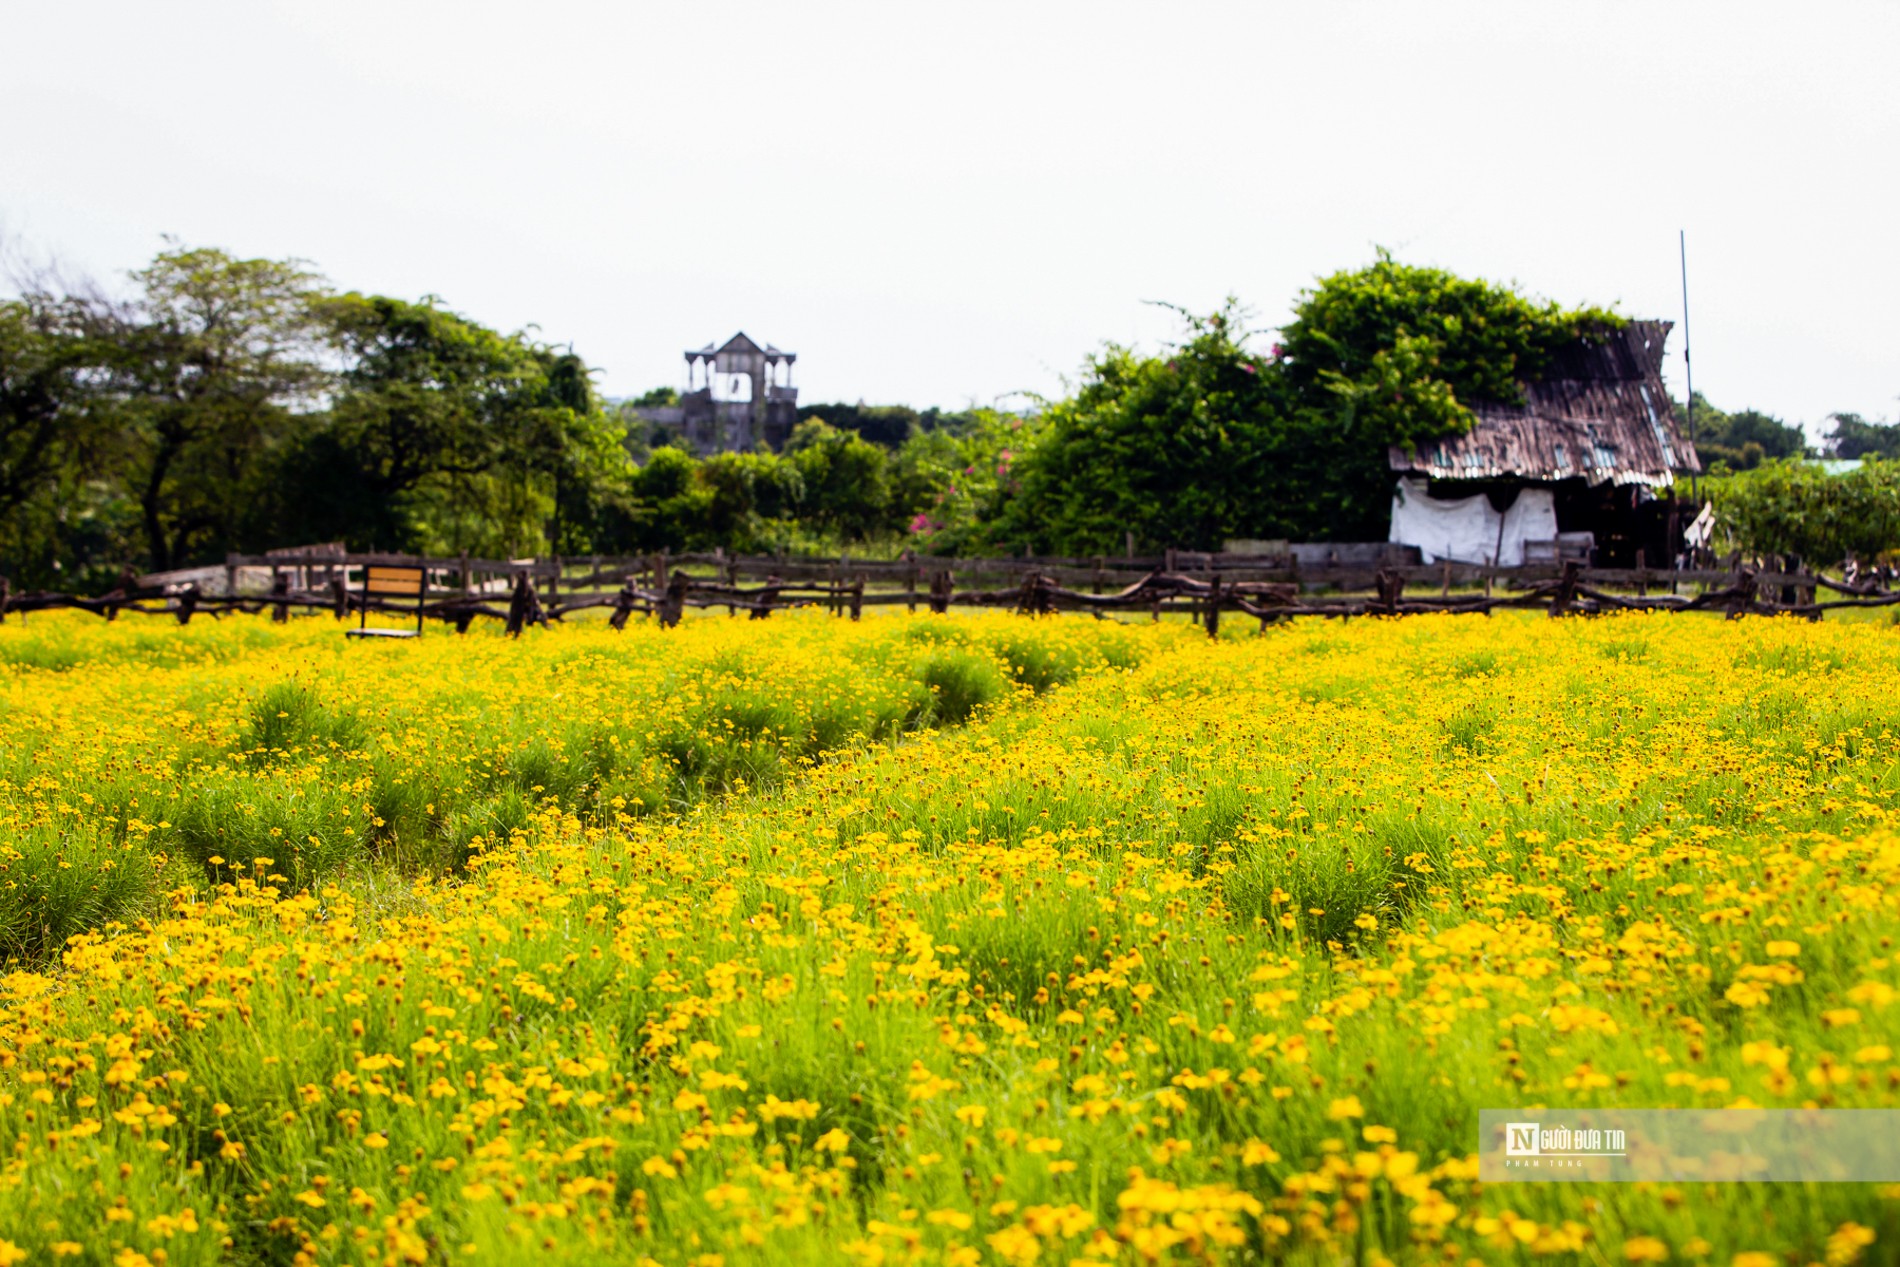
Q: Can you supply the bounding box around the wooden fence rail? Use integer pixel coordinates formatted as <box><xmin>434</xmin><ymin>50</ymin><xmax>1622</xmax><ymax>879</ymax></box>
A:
<box><xmin>3</xmin><ymin>549</ymin><xmax>1896</xmax><ymax>635</ymax></box>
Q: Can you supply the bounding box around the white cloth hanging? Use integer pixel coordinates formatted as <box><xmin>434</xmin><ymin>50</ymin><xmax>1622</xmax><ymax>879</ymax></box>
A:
<box><xmin>1387</xmin><ymin>478</ymin><xmax>1558</xmax><ymax>566</ymax></box>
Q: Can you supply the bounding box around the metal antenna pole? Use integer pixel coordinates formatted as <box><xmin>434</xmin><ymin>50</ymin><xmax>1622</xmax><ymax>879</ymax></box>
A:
<box><xmin>1680</xmin><ymin>229</ymin><xmax>1697</xmax><ymax>501</ymax></box>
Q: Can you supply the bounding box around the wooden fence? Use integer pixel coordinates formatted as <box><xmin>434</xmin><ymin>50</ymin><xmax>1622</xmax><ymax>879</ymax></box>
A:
<box><xmin>2</xmin><ymin>547</ymin><xmax>1897</xmax><ymax>635</ymax></box>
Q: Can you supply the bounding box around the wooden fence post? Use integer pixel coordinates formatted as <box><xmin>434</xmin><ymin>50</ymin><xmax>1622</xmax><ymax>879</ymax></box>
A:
<box><xmin>609</xmin><ymin>579</ymin><xmax>641</xmax><ymax>631</ymax></box>
<box><xmin>1374</xmin><ymin>568</ymin><xmax>1404</xmax><ymax>616</ymax></box>
<box><xmin>505</xmin><ymin>573</ymin><xmax>529</xmax><ymax>637</ymax></box>
<box><xmin>849</xmin><ymin>576</ymin><xmax>864</xmax><ymax>621</ymax></box>
<box><xmin>0</xmin><ymin>575</ymin><xmax>9</xmax><ymax>623</ymax></box>
<box><xmin>225</xmin><ymin>554</ymin><xmax>239</xmax><ymax>600</ymax></box>
<box><xmin>659</xmin><ymin>572</ymin><xmax>689</xmax><ymax>629</ymax></box>
<box><xmin>752</xmin><ymin>577</ymin><xmax>781</xmax><ymax>620</ymax></box>
<box><xmin>174</xmin><ymin>584</ymin><xmax>200</xmax><ymax>626</ymax></box>
<box><xmin>1781</xmin><ymin>553</ymin><xmax>1802</xmax><ymax>608</ymax></box>
<box><xmin>506</xmin><ymin>572</ymin><xmax>546</xmax><ymax>637</ymax></box>
<box><xmin>1548</xmin><ymin>562</ymin><xmax>1581</xmax><ymax>618</ymax></box>
<box><xmin>1725</xmin><ymin>568</ymin><xmax>1758</xmax><ymax>621</ymax></box>
<box><xmin>1206</xmin><ymin>576</ymin><xmax>1221</xmax><ymax>639</ymax></box>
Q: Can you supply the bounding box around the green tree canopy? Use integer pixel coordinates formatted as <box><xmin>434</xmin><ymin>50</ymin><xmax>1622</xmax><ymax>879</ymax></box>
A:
<box><xmin>998</xmin><ymin>305</ymin><xmax>1281</xmax><ymax>553</ymax></box>
<box><xmin>1278</xmin><ymin>252</ymin><xmax>1625</xmax><ymax>448</ymax></box>
<box><xmin>797</xmin><ymin>403</ymin><xmax>920</xmax><ymax>449</ymax></box>
<box><xmin>1711</xmin><ymin>459</ymin><xmax>1900</xmax><ymax>563</ymax></box>
<box><xmin>109</xmin><ymin>246</ymin><xmax>329</xmax><ymax>570</ymax></box>
<box><xmin>1824</xmin><ymin>412</ymin><xmax>1900</xmax><ymax>461</ymax></box>
<box><xmin>252</xmin><ymin>297</ymin><xmax>626</xmax><ymax>557</ymax></box>
<box><xmin>1686</xmin><ymin>393</ymin><xmax>1807</xmax><ymax>470</ymax></box>
<box><xmin>785</xmin><ymin>419</ymin><xmax>891</xmax><ymax>539</ymax></box>
<box><xmin>0</xmin><ymin>295</ymin><xmax>100</xmax><ymax>521</ymax></box>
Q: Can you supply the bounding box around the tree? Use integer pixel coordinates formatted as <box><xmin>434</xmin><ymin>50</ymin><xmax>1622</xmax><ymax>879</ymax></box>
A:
<box><xmin>797</xmin><ymin>402</ymin><xmax>920</xmax><ymax>449</ymax></box>
<box><xmin>1278</xmin><ymin>252</ymin><xmax>1625</xmax><ymax>449</ymax></box>
<box><xmin>785</xmin><ymin>419</ymin><xmax>892</xmax><ymax>539</ymax></box>
<box><xmin>886</xmin><ymin>410</ymin><xmax>1030</xmax><ymax>553</ymax></box>
<box><xmin>697</xmin><ymin>451</ymin><xmax>804</xmax><ymax>548</ymax></box>
<box><xmin>110</xmin><ymin>246</ymin><xmax>329</xmax><ymax>570</ymax></box>
<box><xmin>269</xmin><ymin>294</ymin><xmax>554</xmax><ymax>551</ymax></box>
<box><xmin>0</xmin><ymin>295</ymin><xmax>100</xmax><ymax>521</ymax></box>
<box><xmin>999</xmin><ymin>300</ymin><xmax>1400</xmax><ymax>554</ymax></box>
<box><xmin>1823</xmin><ymin>412</ymin><xmax>1900</xmax><ymax>461</ymax></box>
<box><xmin>618</xmin><ymin>446</ymin><xmax>710</xmax><ymax>553</ymax></box>
<box><xmin>999</xmin><ymin>304</ymin><xmax>1284</xmax><ymax>553</ymax></box>
<box><xmin>1686</xmin><ymin>394</ymin><xmax>1807</xmax><ymax>469</ymax></box>
<box><xmin>526</xmin><ymin>348</ymin><xmax>631</xmax><ymax>555</ymax></box>
<box><xmin>1712</xmin><ymin>459</ymin><xmax>1900</xmax><ymax>563</ymax></box>
<box><xmin>0</xmin><ymin>294</ymin><xmax>133</xmax><ymax>587</ymax></box>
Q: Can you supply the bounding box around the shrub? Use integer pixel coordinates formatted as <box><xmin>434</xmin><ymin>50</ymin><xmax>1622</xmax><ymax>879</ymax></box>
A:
<box><xmin>1711</xmin><ymin>458</ymin><xmax>1900</xmax><ymax>563</ymax></box>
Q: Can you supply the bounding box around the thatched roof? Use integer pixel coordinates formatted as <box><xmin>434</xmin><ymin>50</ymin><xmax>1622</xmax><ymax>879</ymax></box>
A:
<box><xmin>1388</xmin><ymin>320</ymin><xmax>1699</xmax><ymax>487</ymax></box>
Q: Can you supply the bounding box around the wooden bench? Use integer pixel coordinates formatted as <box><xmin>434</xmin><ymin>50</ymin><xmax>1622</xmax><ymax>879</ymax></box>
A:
<box><xmin>346</xmin><ymin>565</ymin><xmax>426</xmax><ymax>638</ymax></box>
<box><xmin>1523</xmin><ymin>532</ymin><xmax>1596</xmax><ymax>567</ymax></box>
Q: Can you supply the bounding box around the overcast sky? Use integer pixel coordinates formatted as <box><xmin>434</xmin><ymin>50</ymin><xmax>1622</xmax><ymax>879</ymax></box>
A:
<box><xmin>5</xmin><ymin>1</ymin><xmax>1895</xmax><ymax>437</ymax></box>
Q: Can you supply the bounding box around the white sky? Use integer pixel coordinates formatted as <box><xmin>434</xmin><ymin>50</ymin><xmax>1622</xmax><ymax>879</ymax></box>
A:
<box><xmin>5</xmin><ymin>1</ymin><xmax>1896</xmax><ymax>438</ymax></box>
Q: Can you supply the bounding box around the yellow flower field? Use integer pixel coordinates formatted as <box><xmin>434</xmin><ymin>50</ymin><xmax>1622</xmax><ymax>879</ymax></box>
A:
<box><xmin>1</xmin><ymin>608</ymin><xmax>1898</xmax><ymax>1264</ymax></box>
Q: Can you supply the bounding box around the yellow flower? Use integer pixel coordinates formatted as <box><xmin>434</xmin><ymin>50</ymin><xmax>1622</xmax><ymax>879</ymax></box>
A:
<box><xmin>1241</xmin><ymin>1139</ymin><xmax>1281</xmax><ymax>1166</ymax></box>
<box><xmin>1827</xmin><ymin>1222</ymin><xmax>1876</xmax><ymax>1265</ymax></box>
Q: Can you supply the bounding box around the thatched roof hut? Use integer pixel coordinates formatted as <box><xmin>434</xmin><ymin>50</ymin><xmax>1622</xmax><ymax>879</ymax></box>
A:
<box><xmin>1388</xmin><ymin>320</ymin><xmax>1699</xmax><ymax>488</ymax></box>
<box><xmin>1385</xmin><ymin>321</ymin><xmax>1700</xmax><ymax>568</ymax></box>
